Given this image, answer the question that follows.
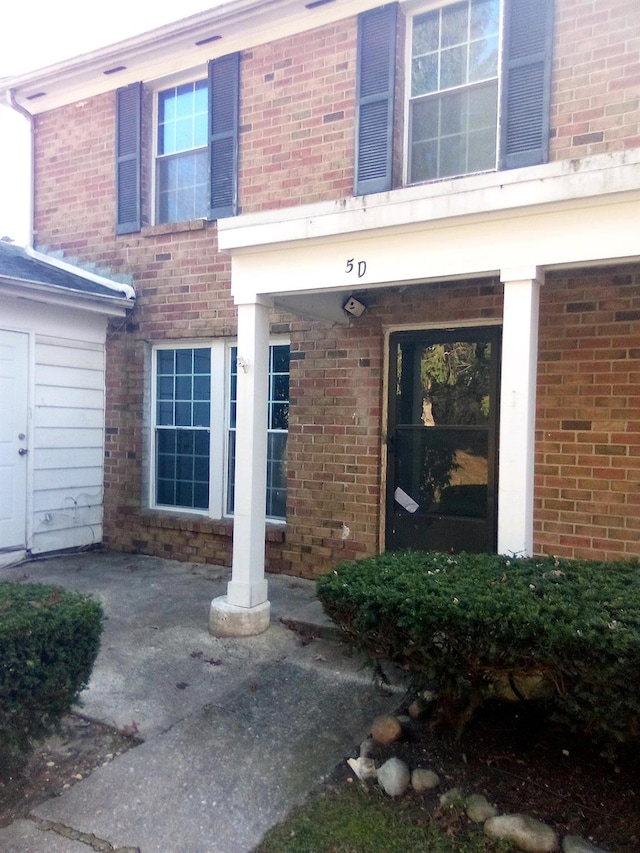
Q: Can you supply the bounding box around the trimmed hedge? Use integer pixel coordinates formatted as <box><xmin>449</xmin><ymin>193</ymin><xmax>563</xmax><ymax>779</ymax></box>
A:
<box><xmin>0</xmin><ymin>581</ymin><xmax>103</xmax><ymax>759</ymax></box>
<box><xmin>317</xmin><ymin>551</ymin><xmax>640</xmax><ymax>747</ymax></box>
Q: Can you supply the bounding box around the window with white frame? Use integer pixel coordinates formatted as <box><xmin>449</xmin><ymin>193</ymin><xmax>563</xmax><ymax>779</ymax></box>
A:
<box><xmin>151</xmin><ymin>342</ymin><xmax>289</xmax><ymax>520</ymax></box>
<box><xmin>226</xmin><ymin>345</ymin><xmax>290</xmax><ymax>520</ymax></box>
<box><xmin>408</xmin><ymin>0</ymin><xmax>501</xmax><ymax>183</ymax></box>
<box><xmin>156</xmin><ymin>80</ymin><xmax>209</xmax><ymax>224</ymax></box>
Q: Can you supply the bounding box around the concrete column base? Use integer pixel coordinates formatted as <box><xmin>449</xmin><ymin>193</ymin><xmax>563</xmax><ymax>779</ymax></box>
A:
<box><xmin>208</xmin><ymin>595</ymin><xmax>271</xmax><ymax>638</ymax></box>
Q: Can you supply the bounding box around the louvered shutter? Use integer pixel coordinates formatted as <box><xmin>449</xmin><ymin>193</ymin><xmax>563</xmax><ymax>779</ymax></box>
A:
<box><xmin>115</xmin><ymin>82</ymin><xmax>142</xmax><ymax>234</ymax></box>
<box><xmin>354</xmin><ymin>4</ymin><xmax>397</xmax><ymax>196</ymax></box>
<box><xmin>500</xmin><ymin>0</ymin><xmax>554</xmax><ymax>170</ymax></box>
<box><xmin>208</xmin><ymin>53</ymin><xmax>240</xmax><ymax>219</ymax></box>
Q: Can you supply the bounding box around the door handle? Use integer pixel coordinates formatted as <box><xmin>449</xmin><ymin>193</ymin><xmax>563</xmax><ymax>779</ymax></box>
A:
<box><xmin>18</xmin><ymin>447</ymin><xmax>28</xmax><ymax>456</ymax></box>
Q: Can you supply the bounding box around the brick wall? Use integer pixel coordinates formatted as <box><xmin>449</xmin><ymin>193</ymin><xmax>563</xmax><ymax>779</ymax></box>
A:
<box><xmin>536</xmin><ymin>267</ymin><xmax>640</xmax><ymax>561</ymax></box>
<box><xmin>29</xmin><ymin>2</ymin><xmax>640</xmax><ymax>576</ymax></box>
<box><xmin>550</xmin><ymin>0</ymin><xmax>640</xmax><ymax>159</ymax></box>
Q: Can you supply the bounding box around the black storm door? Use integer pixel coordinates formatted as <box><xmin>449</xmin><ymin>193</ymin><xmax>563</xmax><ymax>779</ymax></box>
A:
<box><xmin>386</xmin><ymin>327</ymin><xmax>501</xmax><ymax>554</ymax></box>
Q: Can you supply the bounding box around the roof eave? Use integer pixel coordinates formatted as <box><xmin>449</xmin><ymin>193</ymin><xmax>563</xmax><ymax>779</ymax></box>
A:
<box><xmin>0</xmin><ymin>276</ymin><xmax>135</xmax><ymax>318</ymax></box>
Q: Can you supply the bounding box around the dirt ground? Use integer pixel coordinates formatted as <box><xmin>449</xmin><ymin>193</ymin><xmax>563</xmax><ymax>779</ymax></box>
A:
<box><xmin>332</xmin><ymin>700</ymin><xmax>640</xmax><ymax>853</ymax></box>
<box><xmin>1</xmin><ymin>703</ymin><xmax>639</xmax><ymax>851</ymax></box>
<box><xmin>0</xmin><ymin>713</ymin><xmax>138</xmax><ymax>829</ymax></box>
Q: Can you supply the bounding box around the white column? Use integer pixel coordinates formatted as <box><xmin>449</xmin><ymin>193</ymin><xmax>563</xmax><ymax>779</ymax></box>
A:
<box><xmin>498</xmin><ymin>266</ymin><xmax>544</xmax><ymax>557</ymax></box>
<box><xmin>209</xmin><ymin>296</ymin><xmax>272</xmax><ymax>636</ymax></box>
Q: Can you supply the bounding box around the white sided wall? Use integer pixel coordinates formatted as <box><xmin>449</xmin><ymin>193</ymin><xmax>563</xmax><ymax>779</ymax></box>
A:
<box><xmin>1</xmin><ymin>293</ymin><xmax>110</xmax><ymax>556</ymax></box>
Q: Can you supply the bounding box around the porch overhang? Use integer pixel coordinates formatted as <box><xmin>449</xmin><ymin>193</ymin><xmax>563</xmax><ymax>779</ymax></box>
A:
<box><xmin>218</xmin><ymin>148</ymin><xmax>640</xmax><ymax>305</ymax></box>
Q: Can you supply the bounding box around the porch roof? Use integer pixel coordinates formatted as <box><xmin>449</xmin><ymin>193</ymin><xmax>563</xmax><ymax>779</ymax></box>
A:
<box><xmin>0</xmin><ymin>240</ymin><xmax>135</xmax><ymax>315</ymax></box>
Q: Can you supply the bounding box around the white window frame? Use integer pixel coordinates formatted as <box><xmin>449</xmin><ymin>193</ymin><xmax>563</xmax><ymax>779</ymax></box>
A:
<box><xmin>150</xmin><ymin>338</ymin><xmax>289</xmax><ymax>521</ymax></box>
<box><xmin>150</xmin><ymin>68</ymin><xmax>209</xmax><ymax>226</ymax></box>
<box><xmin>403</xmin><ymin>0</ymin><xmax>505</xmax><ymax>187</ymax></box>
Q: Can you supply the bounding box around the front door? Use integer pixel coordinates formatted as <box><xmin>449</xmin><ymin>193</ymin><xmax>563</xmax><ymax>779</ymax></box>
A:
<box><xmin>0</xmin><ymin>330</ymin><xmax>29</xmax><ymax>551</ymax></box>
<box><xmin>385</xmin><ymin>326</ymin><xmax>501</xmax><ymax>554</ymax></box>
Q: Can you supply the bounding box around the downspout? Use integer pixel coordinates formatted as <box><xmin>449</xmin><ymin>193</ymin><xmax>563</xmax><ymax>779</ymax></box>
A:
<box><xmin>5</xmin><ymin>89</ymin><xmax>35</xmax><ymax>248</ymax></box>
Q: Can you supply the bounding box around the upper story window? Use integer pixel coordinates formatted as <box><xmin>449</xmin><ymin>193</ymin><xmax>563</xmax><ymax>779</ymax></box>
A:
<box><xmin>408</xmin><ymin>0</ymin><xmax>501</xmax><ymax>182</ymax></box>
<box><xmin>354</xmin><ymin>0</ymin><xmax>554</xmax><ymax>197</ymax></box>
<box><xmin>116</xmin><ymin>53</ymin><xmax>240</xmax><ymax>234</ymax></box>
<box><xmin>156</xmin><ymin>80</ymin><xmax>209</xmax><ymax>223</ymax></box>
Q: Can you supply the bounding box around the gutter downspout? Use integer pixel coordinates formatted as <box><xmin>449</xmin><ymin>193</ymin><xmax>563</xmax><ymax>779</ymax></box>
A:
<box><xmin>5</xmin><ymin>89</ymin><xmax>34</xmax><ymax>248</ymax></box>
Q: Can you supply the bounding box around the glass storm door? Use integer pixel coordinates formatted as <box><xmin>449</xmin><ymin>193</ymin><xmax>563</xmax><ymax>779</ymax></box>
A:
<box><xmin>386</xmin><ymin>326</ymin><xmax>501</xmax><ymax>554</ymax></box>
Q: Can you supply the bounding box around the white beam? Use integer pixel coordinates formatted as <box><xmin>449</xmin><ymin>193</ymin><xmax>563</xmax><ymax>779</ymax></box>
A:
<box><xmin>209</xmin><ymin>297</ymin><xmax>272</xmax><ymax>637</ymax></box>
<box><xmin>497</xmin><ymin>267</ymin><xmax>544</xmax><ymax>557</ymax></box>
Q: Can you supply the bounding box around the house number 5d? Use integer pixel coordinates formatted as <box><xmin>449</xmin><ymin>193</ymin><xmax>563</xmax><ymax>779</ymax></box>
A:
<box><xmin>345</xmin><ymin>258</ymin><xmax>367</xmax><ymax>278</ymax></box>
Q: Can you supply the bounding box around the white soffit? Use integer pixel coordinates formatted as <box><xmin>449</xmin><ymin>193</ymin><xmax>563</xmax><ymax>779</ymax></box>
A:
<box><xmin>1</xmin><ymin>0</ymin><xmax>378</xmax><ymax>114</ymax></box>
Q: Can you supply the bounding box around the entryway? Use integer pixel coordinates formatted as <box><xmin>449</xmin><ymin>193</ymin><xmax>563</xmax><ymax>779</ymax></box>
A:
<box><xmin>385</xmin><ymin>326</ymin><xmax>501</xmax><ymax>554</ymax></box>
<box><xmin>0</xmin><ymin>329</ymin><xmax>29</xmax><ymax>551</ymax></box>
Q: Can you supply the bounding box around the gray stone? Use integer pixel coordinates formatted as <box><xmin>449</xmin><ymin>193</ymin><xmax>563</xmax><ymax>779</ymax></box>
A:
<box><xmin>466</xmin><ymin>793</ymin><xmax>498</xmax><ymax>823</ymax></box>
<box><xmin>484</xmin><ymin>814</ymin><xmax>559</xmax><ymax>852</ymax></box>
<box><xmin>562</xmin><ymin>837</ymin><xmax>609</xmax><ymax>853</ymax></box>
<box><xmin>377</xmin><ymin>757</ymin><xmax>411</xmax><ymax>797</ymax></box>
<box><xmin>410</xmin><ymin>768</ymin><xmax>440</xmax><ymax>793</ymax></box>
<box><xmin>439</xmin><ymin>787</ymin><xmax>465</xmax><ymax>808</ymax></box>
<box><xmin>359</xmin><ymin>736</ymin><xmax>375</xmax><ymax>758</ymax></box>
<box><xmin>347</xmin><ymin>756</ymin><xmax>378</xmax><ymax>781</ymax></box>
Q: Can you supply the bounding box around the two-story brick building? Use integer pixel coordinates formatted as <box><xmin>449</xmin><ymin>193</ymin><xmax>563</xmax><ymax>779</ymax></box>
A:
<box><xmin>2</xmin><ymin>0</ymin><xmax>640</xmax><ymax>632</ymax></box>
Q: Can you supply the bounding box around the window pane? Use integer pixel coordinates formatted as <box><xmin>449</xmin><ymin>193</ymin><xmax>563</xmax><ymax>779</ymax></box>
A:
<box><xmin>154</xmin><ymin>348</ymin><xmax>211</xmax><ymax>510</ymax></box>
<box><xmin>470</xmin><ymin>0</ymin><xmax>500</xmax><ymax>39</ymax></box>
<box><xmin>175</xmin><ymin>375</ymin><xmax>192</xmax><ymax>400</ymax></box>
<box><xmin>441</xmin><ymin>2</ymin><xmax>468</xmax><ymax>48</ymax></box>
<box><xmin>440</xmin><ymin>45</ymin><xmax>467</xmax><ymax>90</ymax></box>
<box><xmin>272</xmin><ymin>345</ymin><xmax>290</xmax><ymax>373</ymax></box>
<box><xmin>409</xmin><ymin>0</ymin><xmax>500</xmax><ymax>183</ymax></box>
<box><xmin>412</xmin><ymin>54</ymin><xmax>439</xmax><ymax>97</ymax></box>
<box><xmin>469</xmin><ymin>35</ymin><xmax>499</xmax><ymax>82</ymax></box>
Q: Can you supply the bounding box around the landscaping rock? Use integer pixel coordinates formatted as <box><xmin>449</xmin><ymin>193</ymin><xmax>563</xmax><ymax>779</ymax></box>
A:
<box><xmin>410</xmin><ymin>768</ymin><xmax>440</xmax><ymax>792</ymax></box>
<box><xmin>359</xmin><ymin>736</ymin><xmax>375</xmax><ymax>758</ymax></box>
<box><xmin>347</xmin><ymin>756</ymin><xmax>378</xmax><ymax>781</ymax></box>
<box><xmin>466</xmin><ymin>793</ymin><xmax>498</xmax><ymax>823</ymax></box>
<box><xmin>484</xmin><ymin>814</ymin><xmax>559</xmax><ymax>852</ymax></box>
<box><xmin>370</xmin><ymin>714</ymin><xmax>403</xmax><ymax>745</ymax></box>
<box><xmin>439</xmin><ymin>787</ymin><xmax>465</xmax><ymax>808</ymax></box>
<box><xmin>377</xmin><ymin>757</ymin><xmax>410</xmax><ymax>797</ymax></box>
<box><xmin>562</xmin><ymin>837</ymin><xmax>609</xmax><ymax>853</ymax></box>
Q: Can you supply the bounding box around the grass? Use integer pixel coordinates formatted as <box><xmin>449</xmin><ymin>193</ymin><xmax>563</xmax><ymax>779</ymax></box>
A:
<box><xmin>255</xmin><ymin>782</ymin><xmax>513</xmax><ymax>853</ymax></box>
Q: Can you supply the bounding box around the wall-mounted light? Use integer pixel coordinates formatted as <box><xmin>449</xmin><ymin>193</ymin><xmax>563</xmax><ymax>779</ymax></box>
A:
<box><xmin>343</xmin><ymin>295</ymin><xmax>366</xmax><ymax>318</ymax></box>
<box><xmin>236</xmin><ymin>356</ymin><xmax>249</xmax><ymax>373</ymax></box>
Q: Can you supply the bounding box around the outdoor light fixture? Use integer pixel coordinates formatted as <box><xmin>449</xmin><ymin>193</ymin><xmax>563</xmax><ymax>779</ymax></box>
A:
<box><xmin>343</xmin><ymin>295</ymin><xmax>366</xmax><ymax>318</ymax></box>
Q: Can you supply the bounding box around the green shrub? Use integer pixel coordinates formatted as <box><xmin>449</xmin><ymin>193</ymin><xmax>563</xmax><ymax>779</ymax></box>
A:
<box><xmin>0</xmin><ymin>581</ymin><xmax>103</xmax><ymax>760</ymax></box>
<box><xmin>316</xmin><ymin>551</ymin><xmax>640</xmax><ymax>748</ymax></box>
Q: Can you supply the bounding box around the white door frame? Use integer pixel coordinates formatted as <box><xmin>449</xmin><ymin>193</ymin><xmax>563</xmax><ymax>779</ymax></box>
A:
<box><xmin>0</xmin><ymin>328</ymin><xmax>30</xmax><ymax>552</ymax></box>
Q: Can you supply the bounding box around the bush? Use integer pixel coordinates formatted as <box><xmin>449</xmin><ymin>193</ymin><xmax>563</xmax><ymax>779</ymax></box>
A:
<box><xmin>0</xmin><ymin>581</ymin><xmax>103</xmax><ymax>761</ymax></box>
<box><xmin>317</xmin><ymin>551</ymin><xmax>640</xmax><ymax>748</ymax></box>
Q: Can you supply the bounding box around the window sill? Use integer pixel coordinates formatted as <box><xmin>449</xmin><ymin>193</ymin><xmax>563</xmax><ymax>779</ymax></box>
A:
<box><xmin>136</xmin><ymin>509</ymin><xmax>286</xmax><ymax>542</ymax></box>
<box><xmin>141</xmin><ymin>219</ymin><xmax>208</xmax><ymax>238</ymax></box>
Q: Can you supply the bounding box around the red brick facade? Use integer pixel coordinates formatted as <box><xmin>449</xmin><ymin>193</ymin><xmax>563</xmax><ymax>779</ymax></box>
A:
<box><xmin>29</xmin><ymin>0</ymin><xmax>640</xmax><ymax>575</ymax></box>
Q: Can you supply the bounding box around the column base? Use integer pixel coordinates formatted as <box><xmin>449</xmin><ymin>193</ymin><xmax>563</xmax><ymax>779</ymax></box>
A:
<box><xmin>208</xmin><ymin>595</ymin><xmax>271</xmax><ymax>638</ymax></box>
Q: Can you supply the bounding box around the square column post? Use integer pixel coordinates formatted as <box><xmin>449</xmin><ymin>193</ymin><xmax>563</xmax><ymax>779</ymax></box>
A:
<box><xmin>498</xmin><ymin>267</ymin><xmax>544</xmax><ymax>557</ymax></box>
<box><xmin>210</xmin><ymin>297</ymin><xmax>272</xmax><ymax>636</ymax></box>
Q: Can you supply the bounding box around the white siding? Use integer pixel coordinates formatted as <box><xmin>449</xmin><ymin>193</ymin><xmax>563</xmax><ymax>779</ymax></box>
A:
<box><xmin>30</xmin><ymin>335</ymin><xmax>106</xmax><ymax>554</ymax></box>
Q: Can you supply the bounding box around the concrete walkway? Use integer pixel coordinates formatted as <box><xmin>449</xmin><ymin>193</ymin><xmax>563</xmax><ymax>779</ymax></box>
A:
<box><xmin>0</xmin><ymin>550</ymin><xmax>406</xmax><ymax>852</ymax></box>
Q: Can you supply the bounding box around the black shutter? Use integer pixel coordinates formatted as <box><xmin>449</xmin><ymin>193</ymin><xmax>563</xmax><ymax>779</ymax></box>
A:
<box><xmin>208</xmin><ymin>53</ymin><xmax>240</xmax><ymax>219</ymax></box>
<box><xmin>500</xmin><ymin>0</ymin><xmax>554</xmax><ymax>170</ymax></box>
<box><xmin>354</xmin><ymin>4</ymin><xmax>397</xmax><ymax>196</ymax></box>
<box><xmin>115</xmin><ymin>82</ymin><xmax>142</xmax><ymax>234</ymax></box>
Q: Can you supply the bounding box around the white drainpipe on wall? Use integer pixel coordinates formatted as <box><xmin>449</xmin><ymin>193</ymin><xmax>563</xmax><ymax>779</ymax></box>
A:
<box><xmin>5</xmin><ymin>89</ymin><xmax>34</xmax><ymax>247</ymax></box>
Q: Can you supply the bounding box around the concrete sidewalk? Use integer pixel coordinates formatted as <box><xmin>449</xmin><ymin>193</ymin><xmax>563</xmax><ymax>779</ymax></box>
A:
<box><xmin>0</xmin><ymin>550</ymin><xmax>406</xmax><ymax>852</ymax></box>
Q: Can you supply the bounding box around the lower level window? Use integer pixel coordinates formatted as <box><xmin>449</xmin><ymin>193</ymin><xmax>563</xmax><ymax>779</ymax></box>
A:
<box><xmin>152</xmin><ymin>342</ymin><xmax>289</xmax><ymax>520</ymax></box>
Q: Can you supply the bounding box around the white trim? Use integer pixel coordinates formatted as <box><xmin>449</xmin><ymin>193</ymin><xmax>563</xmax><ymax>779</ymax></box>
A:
<box><xmin>0</xmin><ymin>0</ymin><xmax>382</xmax><ymax>115</ymax></box>
<box><xmin>219</xmin><ymin>149</ymin><xmax>640</xmax><ymax>254</ymax></box>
